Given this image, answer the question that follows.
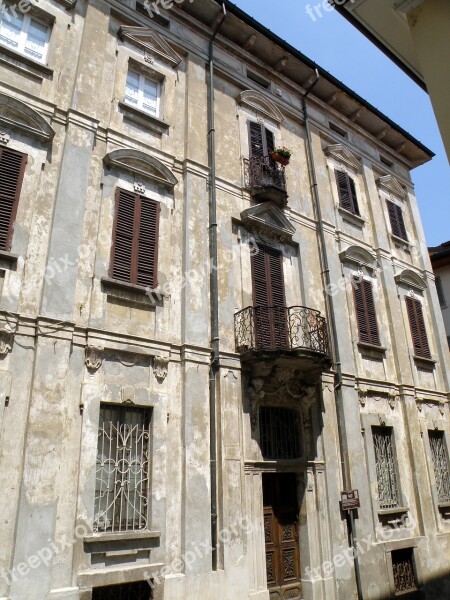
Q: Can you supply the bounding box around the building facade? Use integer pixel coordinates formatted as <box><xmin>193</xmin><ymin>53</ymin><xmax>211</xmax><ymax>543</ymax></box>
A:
<box><xmin>0</xmin><ymin>1</ymin><xmax>449</xmax><ymax>600</ymax></box>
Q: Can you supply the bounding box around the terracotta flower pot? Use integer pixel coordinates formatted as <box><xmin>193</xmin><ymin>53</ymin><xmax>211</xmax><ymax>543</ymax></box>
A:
<box><xmin>271</xmin><ymin>152</ymin><xmax>290</xmax><ymax>166</ymax></box>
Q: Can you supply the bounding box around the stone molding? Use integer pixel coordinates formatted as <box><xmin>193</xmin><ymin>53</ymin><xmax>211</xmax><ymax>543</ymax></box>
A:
<box><xmin>0</xmin><ymin>92</ymin><xmax>55</xmax><ymax>143</ymax></box>
<box><xmin>153</xmin><ymin>355</ymin><xmax>169</xmax><ymax>381</ymax></box>
<box><xmin>237</xmin><ymin>90</ymin><xmax>284</xmax><ymax>123</ymax></box>
<box><xmin>103</xmin><ymin>148</ymin><xmax>177</xmax><ymax>189</ymax></box>
<box><xmin>119</xmin><ymin>26</ymin><xmax>182</xmax><ymax>67</ymax></box>
<box><xmin>394</xmin><ymin>268</ymin><xmax>427</xmax><ymax>291</ymax></box>
<box><xmin>0</xmin><ymin>323</ymin><xmax>14</xmax><ymax>356</ymax></box>
<box><xmin>85</xmin><ymin>345</ymin><xmax>103</xmax><ymax>372</ymax></box>
<box><xmin>376</xmin><ymin>174</ymin><xmax>407</xmax><ymax>199</ymax></box>
<box><xmin>339</xmin><ymin>244</ymin><xmax>379</xmax><ymax>272</ymax></box>
<box><xmin>324</xmin><ymin>143</ymin><xmax>361</xmax><ymax>171</ymax></box>
<box><xmin>240</xmin><ymin>201</ymin><xmax>296</xmax><ymax>245</ymax></box>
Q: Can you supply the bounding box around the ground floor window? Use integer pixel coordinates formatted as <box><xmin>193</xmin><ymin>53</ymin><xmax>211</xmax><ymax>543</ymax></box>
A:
<box><xmin>392</xmin><ymin>548</ymin><xmax>418</xmax><ymax>595</ymax></box>
<box><xmin>92</xmin><ymin>581</ymin><xmax>152</xmax><ymax>599</ymax></box>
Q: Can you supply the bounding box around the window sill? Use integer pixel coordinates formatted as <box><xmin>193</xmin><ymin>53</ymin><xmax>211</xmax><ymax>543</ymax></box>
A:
<box><xmin>54</xmin><ymin>0</ymin><xmax>77</xmax><ymax>8</ymax></box>
<box><xmin>0</xmin><ymin>249</ymin><xmax>18</xmax><ymax>267</ymax></box>
<box><xmin>84</xmin><ymin>530</ymin><xmax>161</xmax><ymax>544</ymax></box>
<box><xmin>378</xmin><ymin>507</ymin><xmax>409</xmax><ymax>516</ymax></box>
<box><xmin>391</xmin><ymin>234</ymin><xmax>410</xmax><ymax>249</ymax></box>
<box><xmin>413</xmin><ymin>355</ymin><xmax>436</xmax><ymax>370</ymax></box>
<box><xmin>0</xmin><ymin>44</ymin><xmax>53</xmax><ymax>80</ymax></box>
<box><xmin>101</xmin><ymin>276</ymin><xmax>165</xmax><ymax>307</ymax></box>
<box><xmin>119</xmin><ymin>101</ymin><xmax>170</xmax><ymax>135</ymax></box>
<box><xmin>338</xmin><ymin>206</ymin><xmax>366</xmax><ymax>228</ymax></box>
<box><xmin>357</xmin><ymin>341</ymin><xmax>387</xmax><ymax>356</ymax></box>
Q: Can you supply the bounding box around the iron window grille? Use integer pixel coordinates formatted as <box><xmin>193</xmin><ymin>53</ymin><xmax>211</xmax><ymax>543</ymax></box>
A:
<box><xmin>94</xmin><ymin>404</ymin><xmax>151</xmax><ymax>533</ymax></box>
<box><xmin>372</xmin><ymin>426</ymin><xmax>401</xmax><ymax>510</ymax></box>
<box><xmin>392</xmin><ymin>548</ymin><xmax>418</xmax><ymax>595</ymax></box>
<box><xmin>428</xmin><ymin>430</ymin><xmax>450</xmax><ymax>505</ymax></box>
<box><xmin>260</xmin><ymin>407</ymin><xmax>302</xmax><ymax>460</ymax></box>
<box><xmin>92</xmin><ymin>581</ymin><xmax>152</xmax><ymax>600</ymax></box>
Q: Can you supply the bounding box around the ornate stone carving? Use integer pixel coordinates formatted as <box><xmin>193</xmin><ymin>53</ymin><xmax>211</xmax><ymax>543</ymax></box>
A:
<box><xmin>241</xmin><ymin>202</ymin><xmax>296</xmax><ymax>246</ymax></box>
<box><xmin>0</xmin><ymin>131</ymin><xmax>10</xmax><ymax>145</ymax></box>
<box><xmin>85</xmin><ymin>345</ymin><xmax>103</xmax><ymax>371</ymax></box>
<box><xmin>0</xmin><ymin>323</ymin><xmax>14</xmax><ymax>356</ymax></box>
<box><xmin>134</xmin><ymin>181</ymin><xmax>146</xmax><ymax>195</ymax></box>
<box><xmin>153</xmin><ymin>355</ymin><xmax>169</xmax><ymax>381</ymax></box>
<box><xmin>144</xmin><ymin>52</ymin><xmax>154</xmax><ymax>65</ymax></box>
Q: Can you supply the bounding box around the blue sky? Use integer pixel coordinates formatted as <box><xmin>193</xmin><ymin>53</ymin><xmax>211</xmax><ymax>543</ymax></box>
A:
<box><xmin>232</xmin><ymin>0</ymin><xmax>450</xmax><ymax>246</ymax></box>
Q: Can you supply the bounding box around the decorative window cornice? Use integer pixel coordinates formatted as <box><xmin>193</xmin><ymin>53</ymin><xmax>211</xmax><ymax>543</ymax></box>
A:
<box><xmin>240</xmin><ymin>201</ymin><xmax>295</xmax><ymax>244</ymax></box>
<box><xmin>339</xmin><ymin>245</ymin><xmax>378</xmax><ymax>272</ymax></box>
<box><xmin>104</xmin><ymin>148</ymin><xmax>178</xmax><ymax>189</ymax></box>
<box><xmin>0</xmin><ymin>92</ymin><xmax>54</xmax><ymax>144</ymax></box>
<box><xmin>394</xmin><ymin>268</ymin><xmax>427</xmax><ymax>291</ymax></box>
<box><xmin>237</xmin><ymin>90</ymin><xmax>284</xmax><ymax>124</ymax></box>
<box><xmin>324</xmin><ymin>143</ymin><xmax>361</xmax><ymax>171</ymax></box>
<box><xmin>376</xmin><ymin>175</ymin><xmax>407</xmax><ymax>199</ymax></box>
<box><xmin>119</xmin><ymin>26</ymin><xmax>182</xmax><ymax>67</ymax></box>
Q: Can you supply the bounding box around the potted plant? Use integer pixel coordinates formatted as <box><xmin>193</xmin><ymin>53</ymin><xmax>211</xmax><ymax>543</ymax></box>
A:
<box><xmin>271</xmin><ymin>146</ymin><xmax>291</xmax><ymax>166</ymax></box>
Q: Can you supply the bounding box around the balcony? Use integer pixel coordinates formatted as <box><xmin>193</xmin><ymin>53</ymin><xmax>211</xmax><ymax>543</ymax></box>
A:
<box><xmin>235</xmin><ymin>305</ymin><xmax>331</xmax><ymax>372</ymax></box>
<box><xmin>244</xmin><ymin>156</ymin><xmax>288</xmax><ymax>207</ymax></box>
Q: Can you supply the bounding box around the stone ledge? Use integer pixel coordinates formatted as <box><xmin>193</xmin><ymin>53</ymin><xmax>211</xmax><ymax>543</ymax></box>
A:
<box><xmin>338</xmin><ymin>205</ymin><xmax>366</xmax><ymax>228</ymax></box>
<box><xmin>0</xmin><ymin>249</ymin><xmax>18</xmax><ymax>267</ymax></box>
<box><xmin>357</xmin><ymin>341</ymin><xmax>387</xmax><ymax>355</ymax></box>
<box><xmin>101</xmin><ymin>276</ymin><xmax>164</xmax><ymax>307</ymax></box>
<box><xmin>0</xmin><ymin>45</ymin><xmax>53</xmax><ymax>79</ymax></box>
<box><xmin>119</xmin><ymin>101</ymin><xmax>170</xmax><ymax>135</ymax></box>
<box><xmin>413</xmin><ymin>355</ymin><xmax>437</xmax><ymax>370</ymax></box>
<box><xmin>84</xmin><ymin>530</ymin><xmax>161</xmax><ymax>543</ymax></box>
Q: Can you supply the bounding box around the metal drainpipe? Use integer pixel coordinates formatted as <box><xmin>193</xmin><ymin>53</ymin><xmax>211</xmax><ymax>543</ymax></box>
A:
<box><xmin>302</xmin><ymin>71</ymin><xmax>364</xmax><ymax>600</ymax></box>
<box><xmin>207</xmin><ymin>2</ymin><xmax>227</xmax><ymax>571</ymax></box>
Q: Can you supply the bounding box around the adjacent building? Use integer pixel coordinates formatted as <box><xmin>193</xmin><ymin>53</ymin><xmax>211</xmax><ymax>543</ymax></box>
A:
<box><xmin>0</xmin><ymin>0</ymin><xmax>449</xmax><ymax>599</ymax></box>
<box><xmin>429</xmin><ymin>241</ymin><xmax>450</xmax><ymax>347</ymax></box>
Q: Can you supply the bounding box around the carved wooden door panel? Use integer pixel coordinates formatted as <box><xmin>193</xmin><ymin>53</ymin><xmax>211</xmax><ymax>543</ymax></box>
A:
<box><xmin>263</xmin><ymin>473</ymin><xmax>301</xmax><ymax>600</ymax></box>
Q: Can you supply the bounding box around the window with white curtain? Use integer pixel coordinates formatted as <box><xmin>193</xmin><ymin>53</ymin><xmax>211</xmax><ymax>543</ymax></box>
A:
<box><xmin>125</xmin><ymin>68</ymin><xmax>161</xmax><ymax>117</ymax></box>
<box><xmin>0</xmin><ymin>12</ymin><xmax>50</xmax><ymax>63</ymax></box>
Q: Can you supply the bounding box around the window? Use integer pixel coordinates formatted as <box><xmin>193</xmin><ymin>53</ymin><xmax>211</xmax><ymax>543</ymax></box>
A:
<box><xmin>94</xmin><ymin>404</ymin><xmax>152</xmax><ymax>533</ymax></box>
<box><xmin>92</xmin><ymin>581</ymin><xmax>152</xmax><ymax>600</ymax></box>
<box><xmin>329</xmin><ymin>121</ymin><xmax>347</xmax><ymax>138</ymax></box>
<box><xmin>125</xmin><ymin>68</ymin><xmax>161</xmax><ymax>117</ymax></box>
<box><xmin>247</xmin><ymin>69</ymin><xmax>271</xmax><ymax>89</ymax></box>
<box><xmin>386</xmin><ymin>200</ymin><xmax>407</xmax><ymax>241</ymax></box>
<box><xmin>0</xmin><ymin>11</ymin><xmax>50</xmax><ymax>63</ymax></box>
<box><xmin>353</xmin><ymin>277</ymin><xmax>380</xmax><ymax>346</ymax></box>
<box><xmin>391</xmin><ymin>549</ymin><xmax>418</xmax><ymax>595</ymax></box>
<box><xmin>372</xmin><ymin>426</ymin><xmax>400</xmax><ymax>509</ymax></box>
<box><xmin>435</xmin><ymin>276</ymin><xmax>447</xmax><ymax>307</ymax></box>
<box><xmin>380</xmin><ymin>155</ymin><xmax>394</xmax><ymax>168</ymax></box>
<box><xmin>0</xmin><ymin>147</ymin><xmax>27</xmax><ymax>251</ymax></box>
<box><xmin>248</xmin><ymin>121</ymin><xmax>274</xmax><ymax>158</ymax></box>
<box><xmin>405</xmin><ymin>296</ymin><xmax>431</xmax><ymax>359</ymax></box>
<box><xmin>335</xmin><ymin>170</ymin><xmax>359</xmax><ymax>215</ymax></box>
<box><xmin>109</xmin><ymin>188</ymin><xmax>160</xmax><ymax>289</ymax></box>
<box><xmin>260</xmin><ymin>407</ymin><xmax>301</xmax><ymax>459</ymax></box>
<box><xmin>428</xmin><ymin>431</ymin><xmax>450</xmax><ymax>505</ymax></box>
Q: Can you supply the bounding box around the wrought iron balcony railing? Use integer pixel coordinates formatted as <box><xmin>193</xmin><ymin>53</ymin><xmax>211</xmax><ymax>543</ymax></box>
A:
<box><xmin>243</xmin><ymin>156</ymin><xmax>288</xmax><ymax>205</ymax></box>
<box><xmin>234</xmin><ymin>305</ymin><xmax>330</xmax><ymax>356</ymax></box>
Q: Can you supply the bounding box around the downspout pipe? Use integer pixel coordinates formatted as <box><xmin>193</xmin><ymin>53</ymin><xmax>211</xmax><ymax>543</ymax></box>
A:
<box><xmin>207</xmin><ymin>2</ymin><xmax>227</xmax><ymax>571</ymax></box>
<box><xmin>302</xmin><ymin>70</ymin><xmax>364</xmax><ymax>600</ymax></box>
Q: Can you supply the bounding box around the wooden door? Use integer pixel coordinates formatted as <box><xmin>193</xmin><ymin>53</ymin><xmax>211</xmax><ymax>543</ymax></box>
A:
<box><xmin>263</xmin><ymin>473</ymin><xmax>301</xmax><ymax>599</ymax></box>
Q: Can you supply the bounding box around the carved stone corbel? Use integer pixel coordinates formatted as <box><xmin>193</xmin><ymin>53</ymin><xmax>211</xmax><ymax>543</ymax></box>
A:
<box><xmin>0</xmin><ymin>131</ymin><xmax>10</xmax><ymax>145</ymax></box>
<box><xmin>359</xmin><ymin>387</ymin><xmax>368</xmax><ymax>407</ymax></box>
<box><xmin>0</xmin><ymin>323</ymin><xmax>14</xmax><ymax>356</ymax></box>
<box><xmin>153</xmin><ymin>356</ymin><xmax>169</xmax><ymax>382</ymax></box>
<box><xmin>85</xmin><ymin>345</ymin><xmax>103</xmax><ymax>372</ymax></box>
<box><xmin>249</xmin><ymin>378</ymin><xmax>265</xmax><ymax>430</ymax></box>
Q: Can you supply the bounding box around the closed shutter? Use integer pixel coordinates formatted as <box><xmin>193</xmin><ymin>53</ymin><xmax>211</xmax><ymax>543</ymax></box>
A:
<box><xmin>387</xmin><ymin>200</ymin><xmax>407</xmax><ymax>240</ymax></box>
<box><xmin>405</xmin><ymin>296</ymin><xmax>431</xmax><ymax>358</ymax></box>
<box><xmin>110</xmin><ymin>188</ymin><xmax>160</xmax><ymax>288</ymax></box>
<box><xmin>251</xmin><ymin>245</ymin><xmax>286</xmax><ymax>349</ymax></box>
<box><xmin>249</xmin><ymin>122</ymin><xmax>275</xmax><ymax>158</ymax></box>
<box><xmin>353</xmin><ymin>277</ymin><xmax>380</xmax><ymax>346</ymax></box>
<box><xmin>0</xmin><ymin>147</ymin><xmax>27</xmax><ymax>251</ymax></box>
<box><xmin>335</xmin><ymin>170</ymin><xmax>359</xmax><ymax>215</ymax></box>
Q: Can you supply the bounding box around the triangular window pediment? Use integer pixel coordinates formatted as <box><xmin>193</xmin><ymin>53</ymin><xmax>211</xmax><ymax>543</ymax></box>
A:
<box><xmin>377</xmin><ymin>175</ymin><xmax>407</xmax><ymax>199</ymax></box>
<box><xmin>324</xmin><ymin>143</ymin><xmax>361</xmax><ymax>171</ymax></box>
<box><xmin>119</xmin><ymin>26</ymin><xmax>182</xmax><ymax>67</ymax></box>
<box><xmin>104</xmin><ymin>148</ymin><xmax>178</xmax><ymax>189</ymax></box>
<box><xmin>237</xmin><ymin>90</ymin><xmax>284</xmax><ymax>124</ymax></box>
<box><xmin>0</xmin><ymin>93</ymin><xmax>54</xmax><ymax>144</ymax></box>
<box><xmin>241</xmin><ymin>202</ymin><xmax>295</xmax><ymax>242</ymax></box>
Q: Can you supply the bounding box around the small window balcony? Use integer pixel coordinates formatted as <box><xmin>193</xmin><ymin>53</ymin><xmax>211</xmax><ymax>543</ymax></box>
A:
<box><xmin>234</xmin><ymin>305</ymin><xmax>331</xmax><ymax>370</ymax></box>
<box><xmin>244</xmin><ymin>156</ymin><xmax>288</xmax><ymax>207</ymax></box>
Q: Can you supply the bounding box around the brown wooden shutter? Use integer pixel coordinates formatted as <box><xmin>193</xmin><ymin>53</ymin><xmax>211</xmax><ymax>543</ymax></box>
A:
<box><xmin>0</xmin><ymin>148</ymin><xmax>27</xmax><ymax>251</ymax></box>
<box><xmin>249</xmin><ymin>122</ymin><xmax>275</xmax><ymax>158</ymax></box>
<box><xmin>387</xmin><ymin>200</ymin><xmax>407</xmax><ymax>240</ymax></box>
<box><xmin>335</xmin><ymin>170</ymin><xmax>359</xmax><ymax>215</ymax></box>
<box><xmin>405</xmin><ymin>296</ymin><xmax>431</xmax><ymax>358</ymax></box>
<box><xmin>353</xmin><ymin>277</ymin><xmax>380</xmax><ymax>345</ymax></box>
<box><xmin>110</xmin><ymin>188</ymin><xmax>159</xmax><ymax>288</ymax></box>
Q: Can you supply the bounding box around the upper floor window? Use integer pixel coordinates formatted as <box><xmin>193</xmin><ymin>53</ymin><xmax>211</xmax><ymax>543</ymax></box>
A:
<box><xmin>435</xmin><ymin>276</ymin><xmax>447</xmax><ymax>308</ymax></box>
<box><xmin>94</xmin><ymin>404</ymin><xmax>152</xmax><ymax>533</ymax></box>
<box><xmin>387</xmin><ymin>199</ymin><xmax>407</xmax><ymax>241</ymax></box>
<box><xmin>372</xmin><ymin>426</ymin><xmax>400</xmax><ymax>510</ymax></box>
<box><xmin>125</xmin><ymin>68</ymin><xmax>161</xmax><ymax>117</ymax></box>
<box><xmin>249</xmin><ymin>121</ymin><xmax>274</xmax><ymax>158</ymax></box>
<box><xmin>0</xmin><ymin>12</ymin><xmax>50</xmax><ymax>64</ymax></box>
<box><xmin>353</xmin><ymin>277</ymin><xmax>380</xmax><ymax>346</ymax></box>
<box><xmin>335</xmin><ymin>170</ymin><xmax>359</xmax><ymax>215</ymax></box>
<box><xmin>109</xmin><ymin>188</ymin><xmax>160</xmax><ymax>289</ymax></box>
<box><xmin>405</xmin><ymin>296</ymin><xmax>431</xmax><ymax>358</ymax></box>
<box><xmin>0</xmin><ymin>147</ymin><xmax>27</xmax><ymax>252</ymax></box>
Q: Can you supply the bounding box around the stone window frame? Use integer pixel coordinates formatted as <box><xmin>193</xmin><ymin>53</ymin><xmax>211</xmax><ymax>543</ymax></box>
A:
<box><xmin>362</xmin><ymin>413</ymin><xmax>410</xmax><ymax>531</ymax></box>
<box><xmin>421</xmin><ymin>415</ymin><xmax>450</xmax><ymax>521</ymax></box>
<box><xmin>397</xmin><ymin>286</ymin><xmax>436</xmax><ymax>370</ymax></box>
<box><xmin>385</xmin><ymin>542</ymin><xmax>422</xmax><ymax>599</ymax></box>
<box><xmin>326</xmin><ymin>155</ymin><xmax>367</xmax><ymax>229</ymax></box>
